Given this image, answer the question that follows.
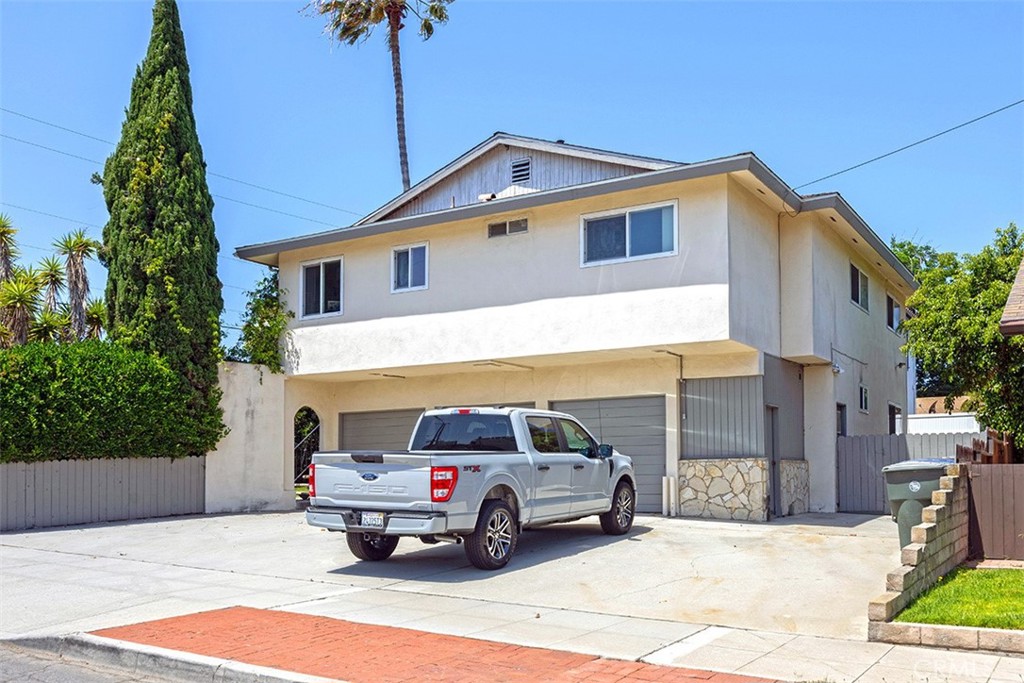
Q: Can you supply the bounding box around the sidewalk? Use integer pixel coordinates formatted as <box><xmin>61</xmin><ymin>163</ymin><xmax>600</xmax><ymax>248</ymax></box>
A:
<box><xmin>75</xmin><ymin>603</ymin><xmax>1024</xmax><ymax>683</ymax></box>
<box><xmin>91</xmin><ymin>606</ymin><xmax>773</xmax><ymax>683</ymax></box>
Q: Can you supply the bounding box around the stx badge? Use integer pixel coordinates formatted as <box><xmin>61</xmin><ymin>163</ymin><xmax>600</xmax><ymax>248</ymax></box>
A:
<box><xmin>462</xmin><ymin>465</ymin><xmax>481</xmax><ymax>473</ymax></box>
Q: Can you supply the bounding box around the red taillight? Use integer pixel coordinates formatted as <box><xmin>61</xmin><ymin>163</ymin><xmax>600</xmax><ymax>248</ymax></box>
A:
<box><xmin>308</xmin><ymin>463</ymin><xmax>316</xmax><ymax>499</ymax></box>
<box><xmin>430</xmin><ymin>466</ymin><xmax>458</xmax><ymax>502</ymax></box>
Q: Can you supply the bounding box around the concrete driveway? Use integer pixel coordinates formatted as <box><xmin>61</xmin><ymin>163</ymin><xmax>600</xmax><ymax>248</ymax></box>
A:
<box><xmin>0</xmin><ymin>510</ymin><xmax>898</xmax><ymax>643</ymax></box>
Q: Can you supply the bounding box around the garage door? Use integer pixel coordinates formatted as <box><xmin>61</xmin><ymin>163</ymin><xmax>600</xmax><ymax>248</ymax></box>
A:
<box><xmin>338</xmin><ymin>409</ymin><xmax>424</xmax><ymax>451</ymax></box>
<box><xmin>551</xmin><ymin>397</ymin><xmax>666</xmax><ymax>513</ymax></box>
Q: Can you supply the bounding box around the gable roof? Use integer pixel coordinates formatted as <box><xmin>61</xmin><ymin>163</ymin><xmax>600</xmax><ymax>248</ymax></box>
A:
<box><xmin>1000</xmin><ymin>256</ymin><xmax>1024</xmax><ymax>336</ymax></box>
<box><xmin>235</xmin><ymin>147</ymin><xmax>917</xmax><ymax>294</ymax></box>
<box><xmin>353</xmin><ymin>132</ymin><xmax>679</xmax><ymax>225</ymax></box>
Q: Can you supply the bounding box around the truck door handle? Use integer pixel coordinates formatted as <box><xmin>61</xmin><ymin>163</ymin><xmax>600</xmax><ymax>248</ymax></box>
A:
<box><xmin>537</xmin><ymin>464</ymin><xmax>550</xmax><ymax>471</ymax></box>
<box><xmin>573</xmin><ymin>464</ymin><xmax>585</xmax><ymax>470</ymax></box>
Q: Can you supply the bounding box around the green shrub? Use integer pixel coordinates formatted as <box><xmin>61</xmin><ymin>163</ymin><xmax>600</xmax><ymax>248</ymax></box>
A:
<box><xmin>0</xmin><ymin>341</ymin><xmax>213</xmax><ymax>462</ymax></box>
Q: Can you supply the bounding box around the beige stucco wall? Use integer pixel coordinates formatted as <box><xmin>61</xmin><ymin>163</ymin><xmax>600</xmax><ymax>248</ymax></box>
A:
<box><xmin>278</xmin><ymin>177</ymin><xmax>735</xmax><ymax>376</ymax></box>
<box><xmin>727</xmin><ymin>178</ymin><xmax>782</xmax><ymax>356</ymax></box>
<box><xmin>206</xmin><ymin>362</ymin><xmax>292</xmax><ymax>513</ymax></box>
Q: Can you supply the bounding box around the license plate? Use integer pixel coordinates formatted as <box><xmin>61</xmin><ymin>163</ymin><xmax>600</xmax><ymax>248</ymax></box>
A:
<box><xmin>360</xmin><ymin>512</ymin><xmax>385</xmax><ymax>529</ymax></box>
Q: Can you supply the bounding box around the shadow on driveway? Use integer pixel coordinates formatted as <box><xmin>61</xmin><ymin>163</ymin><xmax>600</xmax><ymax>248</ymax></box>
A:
<box><xmin>327</xmin><ymin>522</ymin><xmax>653</xmax><ymax>580</ymax></box>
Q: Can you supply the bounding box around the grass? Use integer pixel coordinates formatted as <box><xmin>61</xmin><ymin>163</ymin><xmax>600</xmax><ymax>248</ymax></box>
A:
<box><xmin>895</xmin><ymin>567</ymin><xmax>1024</xmax><ymax>630</ymax></box>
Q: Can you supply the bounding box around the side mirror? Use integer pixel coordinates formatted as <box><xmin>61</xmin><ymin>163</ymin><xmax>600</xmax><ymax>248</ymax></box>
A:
<box><xmin>598</xmin><ymin>444</ymin><xmax>614</xmax><ymax>459</ymax></box>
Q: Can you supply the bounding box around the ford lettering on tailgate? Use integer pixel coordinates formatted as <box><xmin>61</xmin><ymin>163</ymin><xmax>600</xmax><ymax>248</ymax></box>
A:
<box><xmin>335</xmin><ymin>483</ymin><xmax>408</xmax><ymax>495</ymax></box>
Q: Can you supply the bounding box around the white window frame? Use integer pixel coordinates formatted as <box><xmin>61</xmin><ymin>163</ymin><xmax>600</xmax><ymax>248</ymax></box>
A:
<box><xmin>886</xmin><ymin>294</ymin><xmax>902</xmax><ymax>333</ymax></box>
<box><xmin>299</xmin><ymin>255</ymin><xmax>344</xmax><ymax>319</ymax></box>
<box><xmin>850</xmin><ymin>263</ymin><xmax>869</xmax><ymax>312</ymax></box>
<box><xmin>391</xmin><ymin>242</ymin><xmax>429</xmax><ymax>293</ymax></box>
<box><xmin>859</xmin><ymin>384</ymin><xmax>870</xmax><ymax>414</ymax></box>
<box><xmin>579</xmin><ymin>200</ymin><xmax>679</xmax><ymax>268</ymax></box>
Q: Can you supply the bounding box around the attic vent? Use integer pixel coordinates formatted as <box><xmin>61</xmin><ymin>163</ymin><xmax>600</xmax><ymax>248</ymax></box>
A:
<box><xmin>488</xmin><ymin>218</ymin><xmax>528</xmax><ymax>238</ymax></box>
<box><xmin>511</xmin><ymin>158</ymin><xmax>531</xmax><ymax>184</ymax></box>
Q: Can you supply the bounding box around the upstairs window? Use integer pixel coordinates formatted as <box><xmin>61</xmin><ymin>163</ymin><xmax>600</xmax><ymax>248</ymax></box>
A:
<box><xmin>582</xmin><ymin>202</ymin><xmax>677</xmax><ymax>266</ymax></box>
<box><xmin>886</xmin><ymin>295</ymin><xmax>902</xmax><ymax>332</ymax></box>
<box><xmin>488</xmin><ymin>218</ymin><xmax>528</xmax><ymax>238</ymax></box>
<box><xmin>392</xmin><ymin>243</ymin><xmax>428</xmax><ymax>293</ymax></box>
<box><xmin>301</xmin><ymin>257</ymin><xmax>342</xmax><ymax>318</ymax></box>
<box><xmin>859</xmin><ymin>384</ymin><xmax>869</xmax><ymax>413</ymax></box>
<box><xmin>850</xmin><ymin>264</ymin><xmax>869</xmax><ymax>311</ymax></box>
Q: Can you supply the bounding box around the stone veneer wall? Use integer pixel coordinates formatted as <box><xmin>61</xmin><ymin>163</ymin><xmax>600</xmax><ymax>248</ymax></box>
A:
<box><xmin>678</xmin><ymin>458</ymin><xmax>768</xmax><ymax>521</ymax></box>
<box><xmin>778</xmin><ymin>460</ymin><xmax>809</xmax><ymax>517</ymax></box>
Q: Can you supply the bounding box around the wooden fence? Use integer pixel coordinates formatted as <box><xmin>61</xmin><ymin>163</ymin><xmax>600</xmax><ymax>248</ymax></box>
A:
<box><xmin>966</xmin><ymin>464</ymin><xmax>1024</xmax><ymax>561</ymax></box>
<box><xmin>836</xmin><ymin>433</ymin><xmax>983</xmax><ymax>514</ymax></box>
<box><xmin>0</xmin><ymin>456</ymin><xmax>205</xmax><ymax>532</ymax></box>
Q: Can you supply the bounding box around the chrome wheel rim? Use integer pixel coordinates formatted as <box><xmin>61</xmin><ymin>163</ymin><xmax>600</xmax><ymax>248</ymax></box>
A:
<box><xmin>485</xmin><ymin>510</ymin><xmax>513</xmax><ymax>560</ymax></box>
<box><xmin>615</xmin><ymin>488</ymin><xmax>634</xmax><ymax>529</ymax></box>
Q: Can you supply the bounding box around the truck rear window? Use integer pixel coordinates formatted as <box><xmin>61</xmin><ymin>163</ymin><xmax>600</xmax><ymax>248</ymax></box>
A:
<box><xmin>411</xmin><ymin>414</ymin><xmax>518</xmax><ymax>452</ymax></box>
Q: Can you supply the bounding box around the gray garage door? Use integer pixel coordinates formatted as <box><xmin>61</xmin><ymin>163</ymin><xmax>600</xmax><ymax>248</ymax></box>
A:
<box><xmin>551</xmin><ymin>396</ymin><xmax>666</xmax><ymax>513</ymax></box>
<box><xmin>338</xmin><ymin>409</ymin><xmax>424</xmax><ymax>450</ymax></box>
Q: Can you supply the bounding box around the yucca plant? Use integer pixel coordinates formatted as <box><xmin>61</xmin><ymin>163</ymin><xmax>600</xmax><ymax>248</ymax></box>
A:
<box><xmin>85</xmin><ymin>298</ymin><xmax>106</xmax><ymax>339</ymax></box>
<box><xmin>0</xmin><ymin>274</ymin><xmax>41</xmax><ymax>346</ymax></box>
<box><xmin>37</xmin><ymin>255</ymin><xmax>66</xmax><ymax>312</ymax></box>
<box><xmin>54</xmin><ymin>229</ymin><xmax>99</xmax><ymax>341</ymax></box>
<box><xmin>0</xmin><ymin>214</ymin><xmax>17</xmax><ymax>284</ymax></box>
<box><xmin>30</xmin><ymin>308</ymin><xmax>70</xmax><ymax>343</ymax></box>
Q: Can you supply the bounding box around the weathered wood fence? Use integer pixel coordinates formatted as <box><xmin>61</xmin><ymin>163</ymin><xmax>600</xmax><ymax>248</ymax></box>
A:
<box><xmin>0</xmin><ymin>456</ymin><xmax>205</xmax><ymax>532</ymax></box>
<box><xmin>836</xmin><ymin>433</ymin><xmax>983</xmax><ymax>514</ymax></box>
<box><xmin>966</xmin><ymin>464</ymin><xmax>1024</xmax><ymax>561</ymax></box>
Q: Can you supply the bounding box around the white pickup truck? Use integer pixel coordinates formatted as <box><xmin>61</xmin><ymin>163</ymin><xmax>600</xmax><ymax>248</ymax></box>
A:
<box><xmin>306</xmin><ymin>407</ymin><xmax>636</xmax><ymax>570</ymax></box>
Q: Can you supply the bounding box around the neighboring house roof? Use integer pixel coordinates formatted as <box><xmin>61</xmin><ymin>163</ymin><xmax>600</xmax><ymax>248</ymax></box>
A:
<box><xmin>354</xmin><ymin>132</ymin><xmax>679</xmax><ymax>226</ymax></box>
<box><xmin>999</xmin><ymin>256</ymin><xmax>1024</xmax><ymax>336</ymax></box>
<box><xmin>235</xmin><ymin>135</ymin><xmax>917</xmax><ymax>293</ymax></box>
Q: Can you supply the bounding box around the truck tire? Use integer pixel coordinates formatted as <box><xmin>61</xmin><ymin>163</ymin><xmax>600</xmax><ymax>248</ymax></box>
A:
<box><xmin>465</xmin><ymin>499</ymin><xmax>518</xmax><ymax>570</ymax></box>
<box><xmin>346</xmin><ymin>532</ymin><xmax>399</xmax><ymax>561</ymax></box>
<box><xmin>600</xmin><ymin>479</ymin><xmax>635</xmax><ymax>535</ymax></box>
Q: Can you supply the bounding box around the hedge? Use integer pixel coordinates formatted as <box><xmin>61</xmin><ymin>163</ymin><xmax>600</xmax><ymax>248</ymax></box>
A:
<box><xmin>1</xmin><ymin>341</ymin><xmax>212</xmax><ymax>462</ymax></box>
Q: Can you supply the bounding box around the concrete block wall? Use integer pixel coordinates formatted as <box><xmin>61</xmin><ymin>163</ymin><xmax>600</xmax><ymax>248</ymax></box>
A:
<box><xmin>868</xmin><ymin>464</ymin><xmax>971</xmax><ymax>646</ymax></box>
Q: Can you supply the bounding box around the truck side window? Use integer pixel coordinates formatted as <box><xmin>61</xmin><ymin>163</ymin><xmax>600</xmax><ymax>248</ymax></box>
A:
<box><xmin>559</xmin><ymin>419</ymin><xmax>597</xmax><ymax>453</ymax></box>
<box><xmin>526</xmin><ymin>416</ymin><xmax>561</xmax><ymax>453</ymax></box>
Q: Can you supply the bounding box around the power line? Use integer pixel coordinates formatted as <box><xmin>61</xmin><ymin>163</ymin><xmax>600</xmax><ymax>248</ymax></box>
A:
<box><xmin>2</xmin><ymin>201</ymin><xmax>264</xmax><ymax>292</ymax></box>
<box><xmin>1</xmin><ymin>133</ymin><xmax>341</xmax><ymax>226</ymax></box>
<box><xmin>0</xmin><ymin>107</ymin><xmax>363</xmax><ymax>216</ymax></box>
<box><xmin>795</xmin><ymin>98</ymin><xmax>1024</xmax><ymax>190</ymax></box>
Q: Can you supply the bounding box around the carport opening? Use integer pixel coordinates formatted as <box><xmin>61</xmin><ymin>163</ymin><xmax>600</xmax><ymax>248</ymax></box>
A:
<box><xmin>295</xmin><ymin>407</ymin><xmax>321</xmax><ymax>504</ymax></box>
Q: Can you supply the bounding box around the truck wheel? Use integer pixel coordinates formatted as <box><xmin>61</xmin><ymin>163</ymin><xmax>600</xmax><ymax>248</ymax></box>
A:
<box><xmin>346</xmin><ymin>532</ymin><xmax>399</xmax><ymax>561</ymax></box>
<box><xmin>465</xmin><ymin>500</ymin><xmax>518</xmax><ymax>570</ymax></box>
<box><xmin>600</xmin><ymin>479</ymin><xmax>635</xmax><ymax>535</ymax></box>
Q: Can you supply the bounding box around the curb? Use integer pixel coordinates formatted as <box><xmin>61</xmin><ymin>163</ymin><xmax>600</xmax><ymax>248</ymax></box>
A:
<box><xmin>8</xmin><ymin>633</ymin><xmax>344</xmax><ymax>683</ymax></box>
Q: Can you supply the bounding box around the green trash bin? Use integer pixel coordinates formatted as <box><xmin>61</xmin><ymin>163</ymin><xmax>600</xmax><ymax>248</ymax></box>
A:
<box><xmin>881</xmin><ymin>459</ymin><xmax>952</xmax><ymax>548</ymax></box>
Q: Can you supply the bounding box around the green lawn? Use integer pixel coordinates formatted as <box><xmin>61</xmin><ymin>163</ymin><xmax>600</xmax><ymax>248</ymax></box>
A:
<box><xmin>895</xmin><ymin>568</ymin><xmax>1024</xmax><ymax>630</ymax></box>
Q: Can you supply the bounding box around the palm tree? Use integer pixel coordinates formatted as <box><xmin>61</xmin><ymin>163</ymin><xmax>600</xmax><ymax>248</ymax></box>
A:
<box><xmin>37</xmin><ymin>256</ymin><xmax>66</xmax><ymax>312</ymax></box>
<box><xmin>85</xmin><ymin>298</ymin><xmax>106</xmax><ymax>339</ymax></box>
<box><xmin>0</xmin><ymin>274</ymin><xmax>40</xmax><ymax>346</ymax></box>
<box><xmin>309</xmin><ymin>0</ymin><xmax>452</xmax><ymax>192</ymax></box>
<box><xmin>0</xmin><ymin>214</ymin><xmax>17</xmax><ymax>283</ymax></box>
<box><xmin>54</xmin><ymin>229</ymin><xmax>99</xmax><ymax>340</ymax></box>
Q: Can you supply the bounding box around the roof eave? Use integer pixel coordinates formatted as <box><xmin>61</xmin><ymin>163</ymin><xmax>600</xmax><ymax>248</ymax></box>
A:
<box><xmin>234</xmin><ymin>153</ymin><xmax>756</xmax><ymax>264</ymax></box>
<box><xmin>799</xmin><ymin>193</ymin><xmax>919</xmax><ymax>292</ymax></box>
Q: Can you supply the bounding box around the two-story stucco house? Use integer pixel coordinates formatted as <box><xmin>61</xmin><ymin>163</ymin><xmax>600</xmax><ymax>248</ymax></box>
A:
<box><xmin>235</xmin><ymin>133</ymin><xmax>916</xmax><ymax>521</ymax></box>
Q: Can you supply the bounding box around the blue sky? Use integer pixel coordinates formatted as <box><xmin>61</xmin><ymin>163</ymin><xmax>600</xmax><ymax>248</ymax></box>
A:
<box><xmin>2</xmin><ymin>1</ymin><xmax>1022</xmax><ymax>346</ymax></box>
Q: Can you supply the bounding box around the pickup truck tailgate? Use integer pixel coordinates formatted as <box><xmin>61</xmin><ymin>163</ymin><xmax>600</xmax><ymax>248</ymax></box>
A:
<box><xmin>313</xmin><ymin>452</ymin><xmax>433</xmax><ymax>512</ymax></box>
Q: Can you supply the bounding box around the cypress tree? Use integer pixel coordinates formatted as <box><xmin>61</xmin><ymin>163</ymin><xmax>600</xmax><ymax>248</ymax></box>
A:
<box><xmin>101</xmin><ymin>0</ymin><xmax>225</xmax><ymax>453</ymax></box>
